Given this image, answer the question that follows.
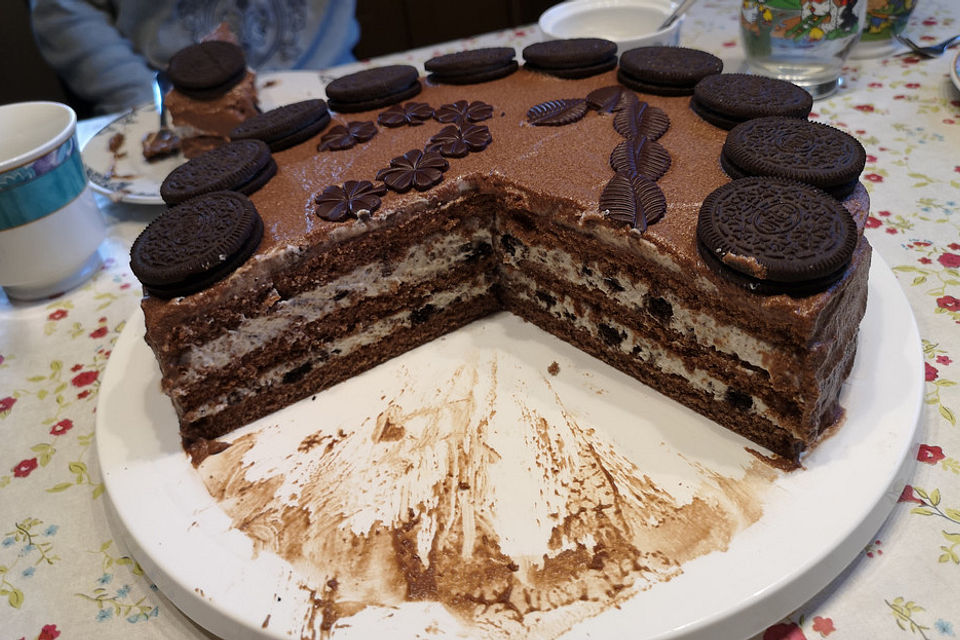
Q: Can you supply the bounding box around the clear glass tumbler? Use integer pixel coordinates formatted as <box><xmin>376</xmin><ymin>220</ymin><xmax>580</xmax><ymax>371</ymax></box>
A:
<box><xmin>740</xmin><ymin>0</ymin><xmax>867</xmax><ymax>100</ymax></box>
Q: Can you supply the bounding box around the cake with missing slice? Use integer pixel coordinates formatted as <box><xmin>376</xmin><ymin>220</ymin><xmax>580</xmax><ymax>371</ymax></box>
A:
<box><xmin>132</xmin><ymin>44</ymin><xmax>871</xmax><ymax>464</ymax></box>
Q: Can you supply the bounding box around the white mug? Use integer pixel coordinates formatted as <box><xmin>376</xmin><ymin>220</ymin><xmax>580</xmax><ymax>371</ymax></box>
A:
<box><xmin>0</xmin><ymin>101</ymin><xmax>106</xmax><ymax>301</ymax></box>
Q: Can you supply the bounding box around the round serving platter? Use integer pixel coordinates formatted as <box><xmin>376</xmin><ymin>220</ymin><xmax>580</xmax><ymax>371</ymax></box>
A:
<box><xmin>96</xmin><ymin>255</ymin><xmax>922</xmax><ymax>640</ymax></box>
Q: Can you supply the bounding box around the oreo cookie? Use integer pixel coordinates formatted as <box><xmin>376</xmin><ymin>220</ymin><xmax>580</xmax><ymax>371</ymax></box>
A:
<box><xmin>526</xmin><ymin>58</ymin><xmax>617</xmax><ymax>79</ymax></box>
<box><xmin>160</xmin><ymin>139</ymin><xmax>276</xmax><ymax>204</ymax></box>
<box><xmin>230</xmin><ymin>99</ymin><xmax>331</xmax><ymax>151</ymax></box>
<box><xmin>130</xmin><ymin>191</ymin><xmax>264</xmax><ymax>299</ymax></box>
<box><xmin>425</xmin><ymin>47</ymin><xmax>519</xmax><ymax>85</ymax></box>
<box><xmin>167</xmin><ymin>41</ymin><xmax>247</xmax><ymax>100</ymax></box>
<box><xmin>326</xmin><ymin>65</ymin><xmax>422</xmax><ymax>113</ymax></box>
<box><xmin>721</xmin><ymin>117</ymin><xmax>866</xmax><ymax>198</ymax></box>
<box><xmin>522</xmin><ymin>38</ymin><xmax>618</xmax><ymax>79</ymax></box>
<box><xmin>691</xmin><ymin>73</ymin><xmax>813</xmax><ymax>130</ymax></box>
<box><xmin>696</xmin><ymin>177</ymin><xmax>858</xmax><ymax>295</ymax></box>
<box><xmin>618</xmin><ymin>47</ymin><xmax>723</xmax><ymax>96</ymax></box>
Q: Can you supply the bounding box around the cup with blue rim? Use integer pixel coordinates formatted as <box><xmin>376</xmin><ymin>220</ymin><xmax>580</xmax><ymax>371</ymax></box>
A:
<box><xmin>0</xmin><ymin>101</ymin><xmax>106</xmax><ymax>301</ymax></box>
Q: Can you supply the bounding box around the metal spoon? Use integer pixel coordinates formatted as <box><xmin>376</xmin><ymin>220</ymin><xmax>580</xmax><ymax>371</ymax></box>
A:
<box><xmin>153</xmin><ymin>70</ymin><xmax>173</xmax><ymax>130</ymax></box>
<box><xmin>143</xmin><ymin>70</ymin><xmax>180</xmax><ymax>160</ymax></box>
<box><xmin>895</xmin><ymin>33</ymin><xmax>960</xmax><ymax>58</ymax></box>
<box><xmin>659</xmin><ymin>0</ymin><xmax>699</xmax><ymax>31</ymax></box>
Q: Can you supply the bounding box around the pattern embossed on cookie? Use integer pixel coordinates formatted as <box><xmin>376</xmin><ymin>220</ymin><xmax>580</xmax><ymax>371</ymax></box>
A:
<box><xmin>131</xmin><ymin>191</ymin><xmax>263</xmax><ymax>298</ymax></box>
<box><xmin>697</xmin><ymin>177</ymin><xmax>858</xmax><ymax>295</ymax></box>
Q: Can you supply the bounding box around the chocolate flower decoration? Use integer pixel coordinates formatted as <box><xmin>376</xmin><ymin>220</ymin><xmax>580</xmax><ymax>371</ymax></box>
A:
<box><xmin>376</xmin><ymin>149</ymin><xmax>449</xmax><ymax>192</ymax></box>
<box><xmin>315</xmin><ymin>180</ymin><xmax>387</xmax><ymax>221</ymax></box>
<box><xmin>427</xmin><ymin>124</ymin><xmax>492</xmax><ymax>157</ymax></box>
<box><xmin>435</xmin><ymin>100</ymin><xmax>494</xmax><ymax>124</ymax></box>
<box><xmin>377</xmin><ymin>102</ymin><xmax>435</xmax><ymax>127</ymax></box>
<box><xmin>317</xmin><ymin>121</ymin><xmax>378</xmax><ymax>151</ymax></box>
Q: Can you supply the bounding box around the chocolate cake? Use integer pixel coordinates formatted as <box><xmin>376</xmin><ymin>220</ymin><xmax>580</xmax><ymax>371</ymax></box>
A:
<box><xmin>134</xmin><ymin>48</ymin><xmax>871</xmax><ymax>464</ymax></box>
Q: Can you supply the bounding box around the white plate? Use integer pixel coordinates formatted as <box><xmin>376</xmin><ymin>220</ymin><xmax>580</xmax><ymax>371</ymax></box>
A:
<box><xmin>96</xmin><ymin>256</ymin><xmax>922</xmax><ymax>640</ymax></box>
<box><xmin>82</xmin><ymin>71</ymin><xmax>330</xmax><ymax>205</ymax></box>
<box><xmin>951</xmin><ymin>49</ymin><xmax>960</xmax><ymax>93</ymax></box>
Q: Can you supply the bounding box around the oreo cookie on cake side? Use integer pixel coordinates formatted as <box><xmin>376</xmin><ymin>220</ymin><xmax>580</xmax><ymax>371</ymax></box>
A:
<box><xmin>167</xmin><ymin>41</ymin><xmax>246</xmax><ymax>99</ymax></box>
<box><xmin>325</xmin><ymin>65</ymin><xmax>422</xmax><ymax>113</ymax></box>
<box><xmin>618</xmin><ymin>46</ymin><xmax>723</xmax><ymax>96</ymax></box>
<box><xmin>230</xmin><ymin>99</ymin><xmax>331</xmax><ymax>151</ymax></box>
<box><xmin>160</xmin><ymin>139</ymin><xmax>276</xmax><ymax>204</ymax></box>
<box><xmin>523</xmin><ymin>38</ymin><xmax>618</xmax><ymax>79</ymax></box>
<box><xmin>721</xmin><ymin>116</ymin><xmax>867</xmax><ymax>198</ymax></box>
<box><xmin>425</xmin><ymin>48</ymin><xmax>519</xmax><ymax>85</ymax></box>
<box><xmin>131</xmin><ymin>191</ymin><xmax>264</xmax><ymax>299</ymax></box>
<box><xmin>697</xmin><ymin>177</ymin><xmax>859</xmax><ymax>295</ymax></box>
<box><xmin>691</xmin><ymin>73</ymin><xmax>813</xmax><ymax>130</ymax></box>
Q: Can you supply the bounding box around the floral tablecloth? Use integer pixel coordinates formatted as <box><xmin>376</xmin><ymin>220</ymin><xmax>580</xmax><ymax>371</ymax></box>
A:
<box><xmin>2</xmin><ymin>2</ymin><xmax>959</xmax><ymax>638</ymax></box>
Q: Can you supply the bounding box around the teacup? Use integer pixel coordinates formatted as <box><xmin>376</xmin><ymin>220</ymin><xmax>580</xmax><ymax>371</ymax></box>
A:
<box><xmin>0</xmin><ymin>101</ymin><xmax>106</xmax><ymax>301</ymax></box>
<box><xmin>851</xmin><ymin>0</ymin><xmax>918</xmax><ymax>58</ymax></box>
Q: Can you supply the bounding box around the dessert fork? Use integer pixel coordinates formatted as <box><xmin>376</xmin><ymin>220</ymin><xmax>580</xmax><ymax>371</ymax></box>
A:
<box><xmin>895</xmin><ymin>33</ymin><xmax>960</xmax><ymax>58</ymax></box>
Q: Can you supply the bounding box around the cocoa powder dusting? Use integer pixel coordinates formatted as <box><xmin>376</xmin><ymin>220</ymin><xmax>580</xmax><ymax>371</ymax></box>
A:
<box><xmin>200</xmin><ymin>360</ymin><xmax>777</xmax><ymax>638</ymax></box>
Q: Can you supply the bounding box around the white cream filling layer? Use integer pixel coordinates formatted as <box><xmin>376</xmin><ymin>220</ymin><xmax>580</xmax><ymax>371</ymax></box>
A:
<box><xmin>181</xmin><ymin>280</ymin><xmax>492</xmax><ymax>420</ymax></box>
<box><xmin>505</xmin><ymin>272</ymin><xmax>792</xmax><ymax>432</ymax></box>
<box><xmin>180</xmin><ymin>227</ymin><xmax>492</xmax><ymax>376</ymax></box>
<box><xmin>501</xmin><ymin>241</ymin><xmax>800</xmax><ymax>388</ymax></box>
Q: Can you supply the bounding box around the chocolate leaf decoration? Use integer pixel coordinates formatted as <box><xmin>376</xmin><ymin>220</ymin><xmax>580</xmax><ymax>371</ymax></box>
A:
<box><xmin>317</xmin><ymin>121</ymin><xmax>378</xmax><ymax>151</ymax></box>
<box><xmin>435</xmin><ymin>100</ymin><xmax>494</xmax><ymax>124</ymax></box>
<box><xmin>613</xmin><ymin>101</ymin><xmax>670</xmax><ymax>141</ymax></box>
<box><xmin>610</xmin><ymin>136</ymin><xmax>672</xmax><ymax>181</ymax></box>
<box><xmin>586</xmin><ymin>86</ymin><xmax>636</xmax><ymax>113</ymax></box>
<box><xmin>315</xmin><ymin>180</ymin><xmax>388</xmax><ymax>222</ymax></box>
<box><xmin>526</xmin><ymin>99</ymin><xmax>588</xmax><ymax>126</ymax></box>
<box><xmin>376</xmin><ymin>149</ymin><xmax>450</xmax><ymax>192</ymax></box>
<box><xmin>377</xmin><ymin>102</ymin><xmax>435</xmax><ymax>127</ymax></box>
<box><xmin>599</xmin><ymin>171</ymin><xmax>667</xmax><ymax>232</ymax></box>
<box><xmin>427</xmin><ymin>124</ymin><xmax>493</xmax><ymax>157</ymax></box>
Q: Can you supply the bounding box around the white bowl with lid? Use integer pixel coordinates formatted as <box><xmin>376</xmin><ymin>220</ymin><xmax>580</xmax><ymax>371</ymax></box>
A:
<box><xmin>538</xmin><ymin>0</ymin><xmax>682</xmax><ymax>55</ymax></box>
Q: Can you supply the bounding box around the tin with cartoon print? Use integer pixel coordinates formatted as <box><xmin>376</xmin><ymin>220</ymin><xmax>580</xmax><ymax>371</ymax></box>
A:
<box><xmin>740</xmin><ymin>0</ymin><xmax>867</xmax><ymax>98</ymax></box>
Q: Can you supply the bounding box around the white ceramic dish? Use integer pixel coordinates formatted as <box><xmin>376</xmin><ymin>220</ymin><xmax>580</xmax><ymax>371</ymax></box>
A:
<box><xmin>538</xmin><ymin>0</ymin><xmax>682</xmax><ymax>54</ymax></box>
<box><xmin>82</xmin><ymin>71</ymin><xmax>328</xmax><ymax>205</ymax></box>
<box><xmin>96</xmin><ymin>256</ymin><xmax>922</xmax><ymax>640</ymax></box>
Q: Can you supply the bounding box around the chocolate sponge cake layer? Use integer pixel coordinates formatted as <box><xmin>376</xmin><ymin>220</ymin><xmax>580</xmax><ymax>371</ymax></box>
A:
<box><xmin>140</xmin><ymin>68</ymin><xmax>872</xmax><ymax>462</ymax></box>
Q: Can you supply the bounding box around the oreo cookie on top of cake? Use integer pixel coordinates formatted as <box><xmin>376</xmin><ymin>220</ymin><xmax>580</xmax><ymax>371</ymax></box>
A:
<box><xmin>132</xmin><ymin>41</ymin><xmax>871</xmax><ymax>465</ymax></box>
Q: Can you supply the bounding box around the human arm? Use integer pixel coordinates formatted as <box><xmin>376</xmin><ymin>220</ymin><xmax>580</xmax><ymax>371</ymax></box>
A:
<box><xmin>30</xmin><ymin>0</ymin><xmax>155</xmax><ymax>114</ymax></box>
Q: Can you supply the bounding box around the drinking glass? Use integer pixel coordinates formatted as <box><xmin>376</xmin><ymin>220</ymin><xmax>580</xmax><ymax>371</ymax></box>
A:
<box><xmin>740</xmin><ymin>0</ymin><xmax>868</xmax><ymax>99</ymax></box>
